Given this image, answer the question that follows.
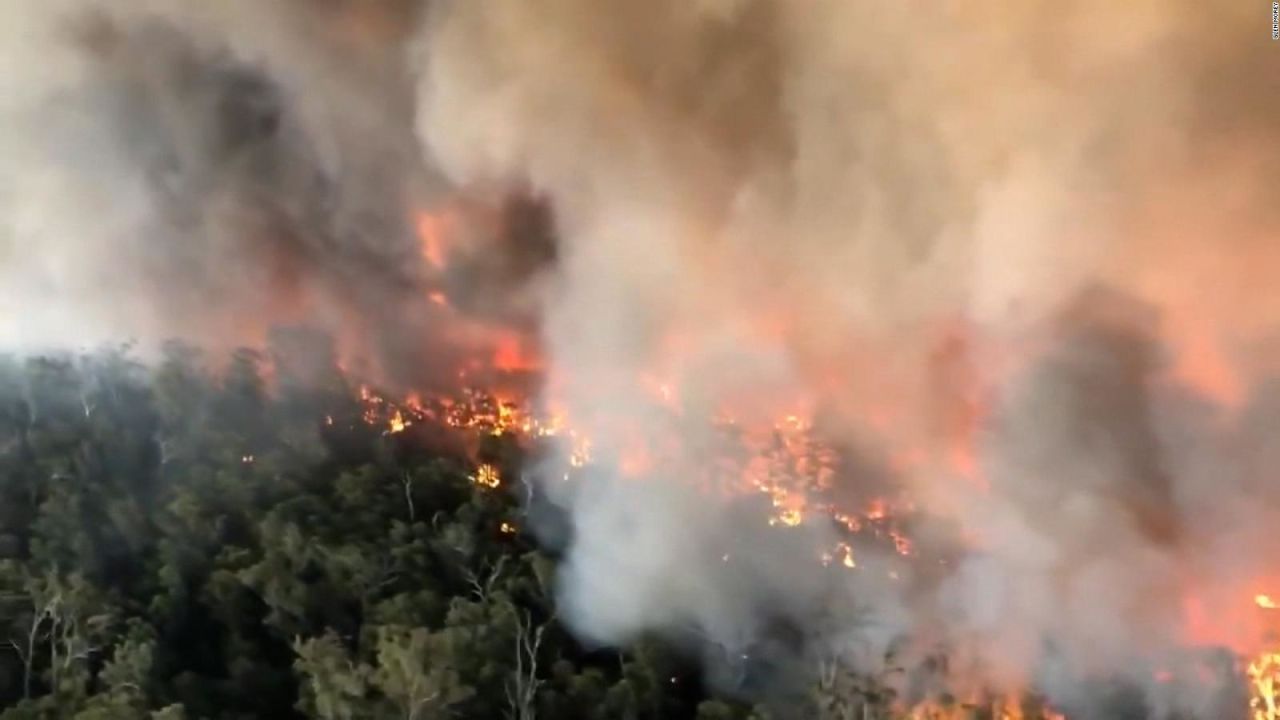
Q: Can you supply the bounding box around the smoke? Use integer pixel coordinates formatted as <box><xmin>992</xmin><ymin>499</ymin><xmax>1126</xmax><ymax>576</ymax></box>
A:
<box><xmin>416</xmin><ymin>0</ymin><xmax>1280</xmax><ymax>712</ymax></box>
<box><xmin>0</xmin><ymin>0</ymin><xmax>553</xmax><ymax>391</ymax></box>
<box><xmin>4</xmin><ymin>0</ymin><xmax>1280</xmax><ymax>714</ymax></box>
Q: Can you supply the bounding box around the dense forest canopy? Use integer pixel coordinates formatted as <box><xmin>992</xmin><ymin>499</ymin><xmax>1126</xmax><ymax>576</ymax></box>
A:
<box><xmin>0</xmin><ymin>336</ymin><xmax>760</xmax><ymax>720</ymax></box>
<box><xmin>0</xmin><ymin>333</ymin><xmax>1237</xmax><ymax>719</ymax></box>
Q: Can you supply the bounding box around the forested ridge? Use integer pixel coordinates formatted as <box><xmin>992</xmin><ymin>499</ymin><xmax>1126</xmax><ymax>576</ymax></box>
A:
<box><xmin>0</xmin><ymin>337</ymin><xmax>773</xmax><ymax>720</ymax></box>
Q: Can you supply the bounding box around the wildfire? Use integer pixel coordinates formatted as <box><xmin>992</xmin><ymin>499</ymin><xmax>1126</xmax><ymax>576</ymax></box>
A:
<box><xmin>356</xmin><ymin>375</ymin><xmax>913</xmax><ymax>557</ymax></box>
<box><xmin>1251</xmin><ymin>653</ymin><xmax>1280</xmax><ymax>720</ymax></box>
<box><xmin>568</xmin><ymin>436</ymin><xmax>592</xmax><ymax>468</ymax></box>
<box><xmin>770</xmin><ymin>508</ymin><xmax>803</xmax><ymax>527</ymax></box>
<box><xmin>345</xmin><ymin>306</ymin><xmax>1268</xmax><ymax>720</ymax></box>
<box><xmin>1251</xmin><ymin>595</ymin><xmax>1280</xmax><ymax>720</ymax></box>
<box><xmin>820</xmin><ymin>541</ymin><xmax>857</xmax><ymax>569</ymax></box>
<box><xmin>904</xmin><ymin>697</ymin><xmax>1065</xmax><ymax>720</ymax></box>
<box><xmin>471</xmin><ymin>463</ymin><xmax>501</xmax><ymax>489</ymax></box>
<box><xmin>350</xmin><ymin>371</ymin><xmax>1076</xmax><ymax>714</ymax></box>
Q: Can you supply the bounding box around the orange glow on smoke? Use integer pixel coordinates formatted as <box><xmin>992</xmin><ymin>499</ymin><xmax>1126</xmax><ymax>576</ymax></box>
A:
<box><xmin>928</xmin><ymin>320</ymin><xmax>989</xmax><ymax>489</ymax></box>
<box><xmin>416</xmin><ymin>211</ymin><xmax>451</xmax><ymax>269</ymax></box>
<box><xmin>357</xmin><ymin>205</ymin><xmax>1278</xmax><ymax>718</ymax></box>
<box><xmin>1165</xmin><ymin>316</ymin><xmax>1243</xmax><ymax>409</ymax></box>
<box><xmin>491</xmin><ymin>333</ymin><xmax>541</xmax><ymax>373</ymax></box>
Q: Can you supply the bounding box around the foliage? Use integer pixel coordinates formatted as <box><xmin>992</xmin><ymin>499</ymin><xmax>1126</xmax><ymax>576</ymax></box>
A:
<box><xmin>0</xmin><ymin>341</ymin><xmax>761</xmax><ymax>719</ymax></box>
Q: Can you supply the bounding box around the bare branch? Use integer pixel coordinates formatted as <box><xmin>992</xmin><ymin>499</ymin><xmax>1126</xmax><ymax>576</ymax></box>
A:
<box><xmin>465</xmin><ymin>555</ymin><xmax>508</xmax><ymax>603</ymax></box>
<box><xmin>402</xmin><ymin>472</ymin><xmax>416</xmax><ymax>523</ymax></box>
<box><xmin>506</xmin><ymin>608</ymin><xmax>547</xmax><ymax>720</ymax></box>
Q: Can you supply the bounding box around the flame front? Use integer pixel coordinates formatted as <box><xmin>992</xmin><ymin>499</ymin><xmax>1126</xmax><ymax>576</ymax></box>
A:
<box><xmin>329</xmin><ymin>194</ymin><xmax>1280</xmax><ymax>719</ymax></box>
<box><xmin>349</xmin><ymin>291</ymin><xmax>1280</xmax><ymax>719</ymax></box>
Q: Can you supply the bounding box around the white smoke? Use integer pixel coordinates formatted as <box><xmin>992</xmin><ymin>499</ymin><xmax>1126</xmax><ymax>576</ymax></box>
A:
<box><xmin>416</xmin><ymin>0</ymin><xmax>1280</xmax><ymax>713</ymax></box>
<box><xmin>0</xmin><ymin>0</ymin><xmax>488</xmax><ymax>390</ymax></box>
<box><xmin>3</xmin><ymin>0</ymin><xmax>1280</xmax><ymax>714</ymax></box>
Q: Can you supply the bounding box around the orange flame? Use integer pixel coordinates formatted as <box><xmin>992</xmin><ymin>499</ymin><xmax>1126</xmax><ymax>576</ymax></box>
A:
<box><xmin>471</xmin><ymin>463</ymin><xmax>501</xmax><ymax>489</ymax></box>
<box><xmin>344</xmin><ymin>298</ymin><xmax>1271</xmax><ymax>715</ymax></box>
<box><xmin>1251</xmin><ymin>652</ymin><xmax>1280</xmax><ymax>720</ymax></box>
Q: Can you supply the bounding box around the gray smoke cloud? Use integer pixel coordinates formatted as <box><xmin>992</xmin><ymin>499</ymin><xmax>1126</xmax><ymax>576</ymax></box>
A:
<box><xmin>4</xmin><ymin>0</ymin><xmax>1280</xmax><ymax>715</ymax></box>
<box><xmin>0</xmin><ymin>0</ymin><xmax>552</xmax><ymax>391</ymax></box>
<box><xmin>1</xmin><ymin>0</ymin><xmax>406</xmax><ymax>341</ymax></box>
<box><xmin>416</xmin><ymin>0</ymin><xmax>1280</xmax><ymax>713</ymax></box>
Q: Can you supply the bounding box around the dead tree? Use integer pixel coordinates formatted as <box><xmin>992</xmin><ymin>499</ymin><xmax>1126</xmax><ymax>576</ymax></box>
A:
<box><xmin>7</xmin><ymin>591</ymin><xmax>59</xmax><ymax>700</ymax></box>
<box><xmin>5</xmin><ymin>574</ymin><xmax>107</xmax><ymax>700</ymax></box>
<box><xmin>505</xmin><ymin>609</ymin><xmax>547</xmax><ymax>720</ymax></box>
<box><xmin>464</xmin><ymin>556</ymin><xmax>507</xmax><ymax>603</ymax></box>
<box><xmin>401</xmin><ymin>472</ymin><xmax>416</xmax><ymax>523</ymax></box>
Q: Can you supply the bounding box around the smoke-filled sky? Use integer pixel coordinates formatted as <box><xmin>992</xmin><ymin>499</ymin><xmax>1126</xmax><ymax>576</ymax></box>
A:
<box><xmin>3</xmin><ymin>0</ymin><xmax>1279</xmax><ymax>715</ymax></box>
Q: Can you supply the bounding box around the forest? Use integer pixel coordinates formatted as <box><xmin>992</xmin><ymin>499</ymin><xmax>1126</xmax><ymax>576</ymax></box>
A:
<box><xmin>0</xmin><ymin>330</ymin><xmax>1198</xmax><ymax>720</ymax></box>
<box><xmin>0</xmin><ymin>332</ymin><xmax>813</xmax><ymax>720</ymax></box>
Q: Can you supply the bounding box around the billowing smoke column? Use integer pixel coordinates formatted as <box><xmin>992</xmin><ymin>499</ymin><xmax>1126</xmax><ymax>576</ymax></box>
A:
<box><xmin>0</xmin><ymin>0</ymin><xmax>551</xmax><ymax>390</ymax></box>
<box><xmin>4</xmin><ymin>0</ymin><xmax>1280</xmax><ymax>715</ymax></box>
<box><xmin>415</xmin><ymin>0</ymin><xmax>1280</xmax><ymax>713</ymax></box>
<box><xmin>1</xmin><ymin>1</ymin><xmax>413</xmax><ymax>346</ymax></box>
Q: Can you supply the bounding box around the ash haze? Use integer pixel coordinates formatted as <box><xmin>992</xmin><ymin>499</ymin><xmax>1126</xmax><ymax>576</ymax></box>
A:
<box><xmin>4</xmin><ymin>0</ymin><xmax>1280</xmax><ymax>716</ymax></box>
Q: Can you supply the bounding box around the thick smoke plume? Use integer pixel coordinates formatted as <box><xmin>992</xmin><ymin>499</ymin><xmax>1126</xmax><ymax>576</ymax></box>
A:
<box><xmin>0</xmin><ymin>0</ymin><xmax>550</xmax><ymax>390</ymax></box>
<box><xmin>4</xmin><ymin>0</ymin><xmax>1280</xmax><ymax>715</ymax></box>
<box><xmin>417</xmin><ymin>0</ymin><xmax>1280</xmax><ymax>713</ymax></box>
